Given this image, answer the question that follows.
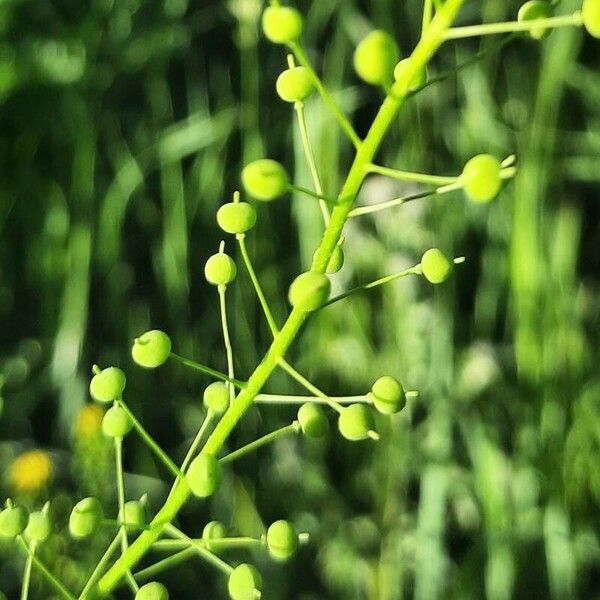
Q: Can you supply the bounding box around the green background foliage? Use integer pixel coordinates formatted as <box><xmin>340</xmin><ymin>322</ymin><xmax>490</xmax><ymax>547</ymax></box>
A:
<box><xmin>1</xmin><ymin>0</ymin><xmax>599</xmax><ymax>597</ymax></box>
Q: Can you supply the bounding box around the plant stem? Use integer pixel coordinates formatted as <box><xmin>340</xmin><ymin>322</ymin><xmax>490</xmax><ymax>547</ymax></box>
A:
<box><xmin>278</xmin><ymin>359</ymin><xmax>344</xmax><ymax>412</ymax></box>
<box><xmin>322</xmin><ymin>265</ymin><xmax>422</xmax><ymax>307</ymax></box>
<box><xmin>288</xmin><ymin>42</ymin><xmax>361</xmax><ymax>148</ymax></box>
<box><xmin>134</xmin><ymin>547</ymin><xmax>197</xmax><ymax>582</ymax></box>
<box><xmin>170</xmin><ymin>352</ymin><xmax>247</xmax><ymax>388</ymax></box>
<box><xmin>289</xmin><ymin>184</ymin><xmax>336</xmax><ymax>205</ymax></box>
<box><xmin>78</xmin><ymin>533</ymin><xmax>122</xmax><ymax>599</ymax></box>
<box><xmin>20</xmin><ymin>540</ymin><xmax>35</xmax><ymax>600</ymax></box>
<box><xmin>443</xmin><ymin>12</ymin><xmax>582</xmax><ymax>40</ymax></box>
<box><xmin>95</xmin><ymin>3</ymin><xmax>465</xmax><ymax>593</ymax></box>
<box><xmin>118</xmin><ymin>401</ymin><xmax>183</xmax><ymax>480</ymax></box>
<box><xmin>255</xmin><ymin>393</ymin><xmax>369</xmax><ymax>405</ymax></box>
<box><xmin>237</xmin><ymin>234</ymin><xmax>280</xmax><ymax>336</ymax></box>
<box><xmin>152</xmin><ymin>537</ymin><xmax>263</xmax><ymax>552</ymax></box>
<box><xmin>367</xmin><ymin>163</ymin><xmax>458</xmax><ymax>186</ymax></box>
<box><xmin>17</xmin><ymin>537</ymin><xmax>76</xmax><ymax>600</ymax></box>
<box><xmin>114</xmin><ymin>436</ymin><xmax>138</xmax><ymax>593</ymax></box>
<box><xmin>165</xmin><ymin>525</ymin><xmax>233</xmax><ymax>576</ymax></box>
<box><xmin>295</xmin><ymin>101</ymin><xmax>330</xmax><ymax>225</ymax></box>
<box><xmin>422</xmin><ymin>0</ymin><xmax>434</xmax><ymax>35</ymax></box>
<box><xmin>179</xmin><ymin>410</ymin><xmax>217</xmax><ymax>474</ymax></box>
<box><xmin>220</xmin><ymin>422</ymin><xmax>300</xmax><ymax>464</ymax></box>
<box><xmin>218</xmin><ymin>284</ymin><xmax>236</xmax><ymax>406</ymax></box>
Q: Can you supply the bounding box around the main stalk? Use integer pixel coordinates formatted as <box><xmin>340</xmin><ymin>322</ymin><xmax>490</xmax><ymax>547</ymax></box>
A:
<box><xmin>95</xmin><ymin>1</ymin><xmax>464</xmax><ymax>594</ymax></box>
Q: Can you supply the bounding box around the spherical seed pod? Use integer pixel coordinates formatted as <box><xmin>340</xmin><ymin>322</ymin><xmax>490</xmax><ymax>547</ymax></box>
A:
<box><xmin>204</xmin><ymin>253</ymin><xmax>237</xmax><ymax>286</ymax></box>
<box><xmin>69</xmin><ymin>497</ymin><xmax>103</xmax><ymax>539</ymax></box>
<box><xmin>369</xmin><ymin>376</ymin><xmax>406</xmax><ymax>415</ymax></box>
<box><xmin>461</xmin><ymin>154</ymin><xmax>503</xmax><ymax>203</ymax></box>
<box><xmin>266</xmin><ymin>520</ymin><xmax>298</xmax><ymax>561</ymax></box>
<box><xmin>297</xmin><ymin>403</ymin><xmax>328</xmax><ymax>438</ymax></box>
<box><xmin>203</xmin><ymin>382</ymin><xmax>230</xmax><ymax>415</ymax></box>
<box><xmin>313</xmin><ymin>245</ymin><xmax>345</xmax><ymax>275</ymax></box>
<box><xmin>135</xmin><ymin>582</ymin><xmax>169</xmax><ymax>600</ymax></box>
<box><xmin>262</xmin><ymin>6</ymin><xmax>303</xmax><ymax>44</ymax></box>
<box><xmin>288</xmin><ymin>271</ymin><xmax>331</xmax><ymax>312</ymax></box>
<box><xmin>89</xmin><ymin>367</ymin><xmax>126</xmax><ymax>403</ymax></box>
<box><xmin>187</xmin><ymin>453</ymin><xmax>222</xmax><ymax>498</ymax></box>
<box><xmin>217</xmin><ymin>202</ymin><xmax>257</xmax><ymax>235</ymax></box>
<box><xmin>583</xmin><ymin>0</ymin><xmax>600</xmax><ymax>38</ymax></box>
<box><xmin>420</xmin><ymin>248</ymin><xmax>453</xmax><ymax>285</ymax></box>
<box><xmin>241</xmin><ymin>159</ymin><xmax>289</xmax><ymax>201</ymax></box>
<box><xmin>120</xmin><ymin>500</ymin><xmax>146</xmax><ymax>534</ymax></box>
<box><xmin>517</xmin><ymin>1</ymin><xmax>552</xmax><ymax>39</ymax></box>
<box><xmin>102</xmin><ymin>405</ymin><xmax>133</xmax><ymax>438</ymax></box>
<box><xmin>338</xmin><ymin>404</ymin><xmax>376</xmax><ymax>441</ymax></box>
<box><xmin>276</xmin><ymin>66</ymin><xmax>314</xmax><ymax>103</ymax></box>
<box><xmin>393</xmin><ymin>58</ymin><xmax>427</xmax><ymax>91</ymax></box>
<box><xmin>202</xmin><ymin>520</ymin><xmax>227</xmax><ymax>543</ymax></box>
<box><xmin>228</xmin><ymin>563</ymin><xmax>262</xmax><ymax>600</ymax></box>
<box><xmin>353</xmin><ymin>30</ymin><xmax>399</xmax><ymax>85</ymax></box>
<box><xmin>0</xmin><ymin>505</ymin><xmax>29</xmax><ymax>538</ymax></box>
<box><xmin>132</xmin><ymin>330</ymin><xmax>172</xmax><ymax>369</ymax></box>
<box><xmin>25</xmin><ymin>510</ymin><xmax>53</xmax><ymax>542</ymax></box>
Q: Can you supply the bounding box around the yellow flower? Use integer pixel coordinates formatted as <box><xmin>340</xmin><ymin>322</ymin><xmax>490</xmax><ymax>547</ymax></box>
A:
<box><xmin>74</xmin><ymin>404</ymin><xmax>105</xmax><ymax>440</ymax></box>
<box><xmin>8</xmin><ymin>449</ymin><xmax>53</xmax><ymax>494</ymax></box>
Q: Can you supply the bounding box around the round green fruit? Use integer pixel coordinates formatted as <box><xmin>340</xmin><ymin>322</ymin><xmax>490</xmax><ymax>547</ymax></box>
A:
<box><xmin>420</xmin><ymin>248</ymin><xmax>453</xmax><ymax>284</ymax></box>
<box><xmin>69</xmin><ymin>497</ymin><xmax>103</xmax><ymax>539</ymax></box>
<box><xmin>102</xmin><ymin>405</ymin><xmax>132</xmax><ymax>438</ymax></box>
<box><xmin>187</xmin><ymin>453</ymin><xmax>222</xmax><ymax>498</ymax></box>
<box><xmin>0</xmin><ymin>505</ymin><xmax>29</xmax><ymax>538</ymax></box>
<box><xmin>135</xmin><ymin>582</ymin><xmax>169</xmax><ymax>600</ymax></box>
<box><xmin>297</xmin><ymin>402</ymin><xmax>328</xmax><ymax>438</ymax></box>
<box><xmin>89</xmin><ymin>367</ymin><xmax>126</xmax><ymax>403</ymax></box>
<box><xmin>132</xmin><ymin>330</ymin><xmax>172</xmax><ymax>369</ymax></box>
<box><xmin>266</xmin><ymin>520</ymin><xmax>298</xmax><ymax>561</ymax></box>
<box><xmin>369</xmin><ymin>376</ymin><xmax>405</xmax><ymax>414</ymax></box>
<box><xmin>461</xmin><ymin>154</ymin><xmax>503</xmax><ymax>203</ymax></box>
<box><xmin>338</xmin><ymin>404</ymin><xmax>376</xmax><ymax>441</ymax></box>
<box><xmin>583</xmin><ymin>0</ymin><xmax>600</xmax><ymax>38</ymax></box>
<box><xmin>242</xmin><ymin>159</ymin><xmax>289</xmax><ymax>201</ymax></box>
<box><xmin>203</xmin><ymin>382</ymin><xmax>230</xmax><ymax>415</ymax></box>
<box><xmin>353</xmin><ymin>30</ymin><xmax>399</xmax><ymax>85</ymax></box>
<box><xmin>276</xmin><ymin>66</ymin><xmax>314</xmax><ymax>103</ymax></box>
<box><xmin>262</xmin><ymin>6</ymin><xmax>303</xmax><ymax>44</ymax></box>
<box><xmin>288</xmin><ymin>271</ymin><xmax>331</xmax><ymax>312</ymax></box>
<box><xmin>25</xmin><ymin>509</ymin><xmax>53</xmax><ymax>542</ymax></box>
<box><xmin>217</xmin><ymin>202</ymin><xmax>257</xmax><ymax>234</ymax></box>
<box><xmin>203</xmin><ymin>520</ymin><xmax>227</xmax><ymax>543</ymax></box>
<box><xmin>228</xmin><ymin>563</ymin><xmax>262</xmax><ymax>600</ymax></box>
<box><xmin>204</xmin><ymin>253</ymin><xmax>237</xmax><ymax>286</ymax></box>
<box><xmin>120</xmin><ymin>500</ymin><xmax>146</xmax><ymax>533</ymax></box>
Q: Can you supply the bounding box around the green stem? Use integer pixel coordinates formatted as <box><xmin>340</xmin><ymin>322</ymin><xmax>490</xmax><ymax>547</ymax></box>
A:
<box><xmin>152</xmin><ymin>537</ymin><xmax>263</xmax><ymax>552</ymax></box>
<box><xmin>323</xmin><ymin>265</ymin><xmax>422</xmax><ymax>307</ymax></box>
<box><xmin>237</xmin><ymin>234</ymin><xmax>280</xmax><ymax>336</ymax></box>
<box><xmin>118</xmin><ymin>401</ymin><xmax>183</xmax><ymax>480</ymax></box>
<box><xmin>295</xmin><ymin>101</ymin><xmax>330</xmax><ymax>225</ymax></box>
<box><xmin>17</xmin><ymin>537</ymin><xmax>76</xmax><ymax>600</ymax></box>
<box><xmin>20</xmin><ymin>541</ymin><xmax>35</xmax><ymax>600</ymax></box>
<box><xmin>94</xmin><ymin>3</ymin><xmax>465</xmax><ymax>593</ymax></box>
<box><xmin>278</xmin><ymin>359</ymin><xmax>343</xmax><ymax>413</ymax></box>
<box><xmin>220</xmin><ymin>422</ymin><xmax>300</xmax><ymax>464</ymax></box>
<box><xmin>349</xmin><ymin>188</ymin><xmax>439</xmax><ymax>217</ymax></box>
<box><xmin>134</xmin><ymin>547</ymin><xmax>196</xmax><ymax>582</ymax></box>
<box><xmin>422</xmin><ymin>0</ymin><xmax>434</xmax><ymax>35</ymax></box>
<box><xmin>165</xmin><ymin>525</ymin><xmax>233</xmax><ymax>576</ymax></box>
<box><xmin>289</xmin><ymin>184</ymin><xmax>336</xmax><ymax>205</ymax></box>
<box><xmin>179</xmin><ymin>410</ymin><xmax>217</xmax><ymax>474</ymax></box>
<box><xmin>255</xmin><ymin>393</ymin><xmax>369</xmax><ymax>405</ymax></box>
<box><xmin>367</xmin><ymin>163</ymin><xmax>458</xmax><ymax>186</ymax></box>
<box><xmin>443</xmin><ymin>12</ymin><xmax>582</xmax><ymax>40</ymax></box>
<box><xmin>114</xmin><ymin>436</ymin><xmax>139</xmax><ymax>593</ymax></box>
<box><xmin>288</xmin><ymin>42</ymin><xmax>362</xmax><ymax>148</ymax></box>
<box><xmin>218</xmin><ymin>284</ymin><xmax>236</xmax><ymax>406</ymax></box>
<box><xmin>170</xmin><ymin>352</ymin><xmax>247</xmax><ymax>388</ymax></box>
<box><xmin>78</xmin><ymin>534</ymin><xmax>122</xmax><ymax>600</ymax></box>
